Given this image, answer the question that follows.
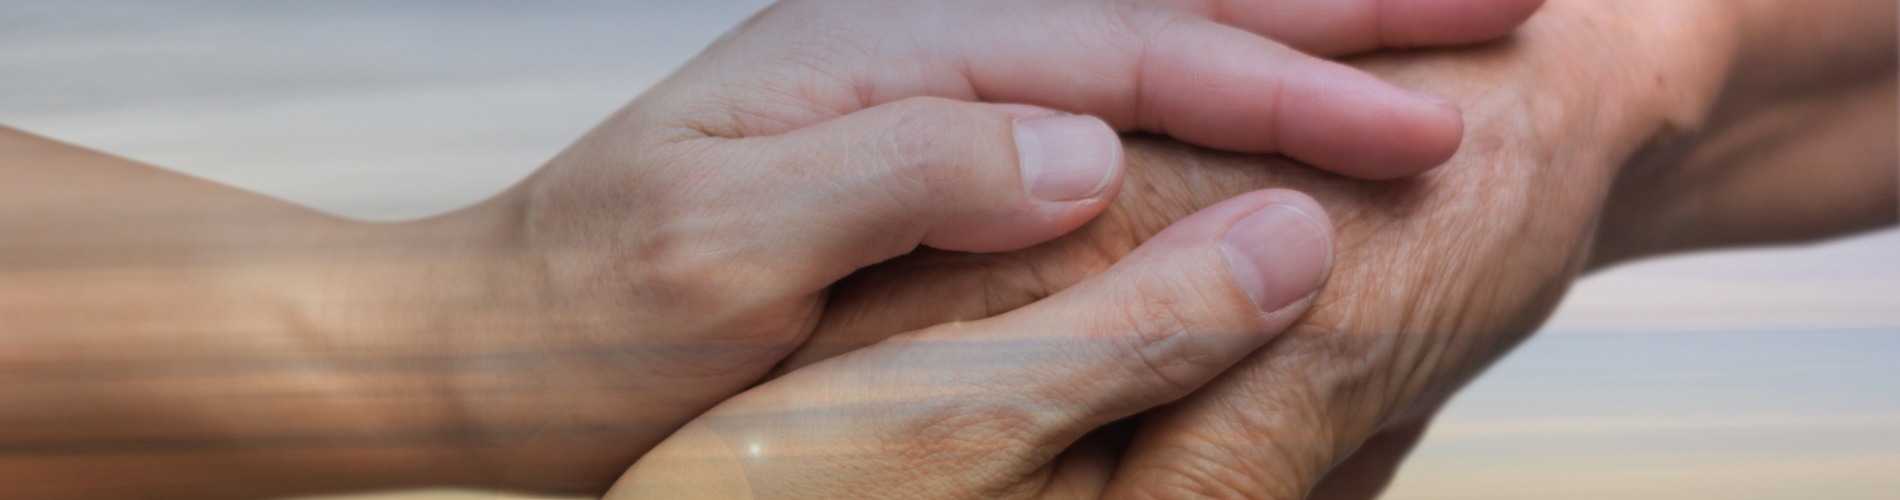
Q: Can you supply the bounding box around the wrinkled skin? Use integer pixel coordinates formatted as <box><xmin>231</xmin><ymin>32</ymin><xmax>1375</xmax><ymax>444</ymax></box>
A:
<box><xmin>778</xmin><ymin>0</ymin><xmax>1897</xmax><ymax>497</ymax></box>
<box><xmin>430</xmin><ymin>0</ymin><xmax>1549</xmax><ymax>491</ymax></box>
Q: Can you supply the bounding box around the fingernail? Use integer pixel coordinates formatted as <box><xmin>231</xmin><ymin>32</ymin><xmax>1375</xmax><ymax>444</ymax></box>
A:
<box><xmin>1219</xmin><ymin>204</ymin><xmax>1331</xmax><ymax>313</ymax></box>
<box><xmin>1014</xmin><ymin>115</ymin><xmax>1120</xmax><ymax>202</ymax></box>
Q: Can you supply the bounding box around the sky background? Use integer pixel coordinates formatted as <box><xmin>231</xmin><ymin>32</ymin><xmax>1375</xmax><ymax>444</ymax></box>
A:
<box><xmin>3</xmin><ymin>1</ymin><xmax>1896</xmax><ymax>498</ymax></box>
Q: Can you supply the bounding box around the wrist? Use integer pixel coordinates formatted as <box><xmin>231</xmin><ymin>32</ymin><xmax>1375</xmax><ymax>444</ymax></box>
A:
<box><xmin>1583</xmin><ymin>0</ymin><xmax>1741</xmax><ymax>148</ymax></box>
<box><xmin>1588</xmin><ymin>0</ymin><xmax>1897</xmax><ymax>267</ymax></box>
<box><xmin>1544</xmin><ymin>0</ymin><xmax>1745</xmax><ymax>265</ymax></box>
<box><xmin>285</xmin><ymin>192</ymin><xmax>547</xmax><ymax>488</ymax></box>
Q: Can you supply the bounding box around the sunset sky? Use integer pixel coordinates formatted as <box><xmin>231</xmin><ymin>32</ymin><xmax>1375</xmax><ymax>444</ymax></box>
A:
<box><xmin>4</xmin><ymin>2</ymin><xmax>1895</xmax><ymax>498</ymax></box>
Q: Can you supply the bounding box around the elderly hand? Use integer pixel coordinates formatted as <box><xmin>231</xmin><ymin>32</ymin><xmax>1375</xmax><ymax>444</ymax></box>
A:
<box><xmin>608</xmin><ymin>190</ymin><xmax>1335</xmax><ymax>499</ymax></box>
<box><xmin>392</xmin><ymin>0</ymin><xmax>1543</xmax><ymax>492</ymax></box>
<box><xmin>781</xmin><ymin>0</ymin><xmax>1897</xmax><ymax>497</ymax></box>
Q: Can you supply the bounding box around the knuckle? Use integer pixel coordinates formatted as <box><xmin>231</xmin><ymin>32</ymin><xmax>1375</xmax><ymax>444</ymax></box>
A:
<box><xmin>874</xmin><ymin>98</ymin><xmax>965</xmax><ymax>166</ymax></box>
<box><xmin>873</xmin><ymin>97</ymin><xmax>987</xmax><ymax>200</ymax></box>
<box><xmin>1107</xmin><ymin>276</ymin><xmax>1222</xmax><ymax>397</ymax></box>
<box><xmin>889</xmin><ymin>394</ymin><xmax>1051</xmax><ymax>473</ymax></box>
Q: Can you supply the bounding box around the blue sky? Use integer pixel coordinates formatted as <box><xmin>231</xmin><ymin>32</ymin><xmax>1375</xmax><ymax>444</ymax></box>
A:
<box><xmin>3</xmin><ymin>2</ymin><xmax>1894</xmax><ymax>498</ymax></box>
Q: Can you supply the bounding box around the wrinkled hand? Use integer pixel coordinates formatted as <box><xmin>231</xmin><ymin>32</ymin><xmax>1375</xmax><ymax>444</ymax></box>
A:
<box><xmin>400</xmin><ymin>0</ymin><xmax>1543</xmax><ymax>492</ymax></box>
<box><xmin>609</xmin><ymin>190</ymin><xmax>1335</xmax><ymax>499</ymax></box>
<box><xmin>782</xmin><ymin>0</ymin><xmax>1896</xmax><ymax>497</ymax></box>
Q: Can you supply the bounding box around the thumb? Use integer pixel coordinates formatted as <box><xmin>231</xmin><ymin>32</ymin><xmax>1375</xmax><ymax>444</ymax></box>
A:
<box><xmin>608</xmin><ymin>190</ymin><xmax>1335</xmax><ymax>498</ymax></box>
<box><xmin>696</xmin><ymin>96</ymin><xmax>1124</xmax><ymax>303</ymax></box>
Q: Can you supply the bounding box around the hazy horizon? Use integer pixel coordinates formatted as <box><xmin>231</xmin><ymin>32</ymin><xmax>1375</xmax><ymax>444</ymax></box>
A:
<box><xmin>4</xmin><ymin>2</ymin><xmax>1895</xmax><ymax>498</ymax></box>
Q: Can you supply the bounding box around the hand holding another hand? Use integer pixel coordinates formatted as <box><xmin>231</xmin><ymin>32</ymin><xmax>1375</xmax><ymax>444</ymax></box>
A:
<box><xmin>610</xmin><ymin>190</ymin><xmax>1333</xmax><ymax>498</ymax></box>
<box><xmin>4</xmin><ymin>1</ymin><xmax>1887</xmax><ymax>499</ymax></box>
<box><xmin>406</xmin><ymin>0</ymin><xmax>1536</xmax><ymax>491</ymax></box>
<box><xmin>771</xmin><ymin>1</ymin><xmax>1894</xmax><ymax>498</ymax></box>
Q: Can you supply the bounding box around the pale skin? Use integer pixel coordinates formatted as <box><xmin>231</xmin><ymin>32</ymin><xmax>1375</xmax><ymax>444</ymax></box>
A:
<box><xmin>0</xmin><ymin>0</ymin><xmax>1543</xmax><ymax>498</ymax></box>
<box><xmin>1</xmin><ymin>0</ymin><xmax>1891</xmax><ymax>498</ymax></box>
<box><xmin>643</xmin><ymin>0</ymin><xmax>1895</xmax><ymax>498</ymax></box>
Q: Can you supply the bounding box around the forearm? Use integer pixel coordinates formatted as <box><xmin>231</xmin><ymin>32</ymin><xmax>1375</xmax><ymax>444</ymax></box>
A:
<box><xmin>0</xmin><ymin>126</ymin><xmax>503</xmax><ymax>497</ymax></box>
<box><xmin>1595</xmin><ymin>75</ymin><xmax>1898</xmax><ymax>266</ymax></box>
<box><xmin>1592</xmin><ymin>0</ymin><xmax>1899</xmax><ymax>267</ymax></box>
<box><xmin>1726</xmin><ymin>0</ymin><xmax>1897</xmax><ymax>110</ymax></box>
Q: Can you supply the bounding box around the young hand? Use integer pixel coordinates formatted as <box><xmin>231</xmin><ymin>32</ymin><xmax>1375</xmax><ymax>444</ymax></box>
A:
<box><xmin>782</xmin><ymin>1</ymin><xmax>1895</xmax><ymax>497</ymax></box>
<box><xmin>607</xmin><ymin>191</ymin><xmax>1334</xmax><ymax>499</ymax></box>
<box><xmin>637</xmin><ymin>0</ymin><xmax>1544</xmax><ymax>179</ymax></box>
<box><xmin>424</xmin><ymin>0</ymin><xmax>1540</xmax><ymax>490</ymax></box>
